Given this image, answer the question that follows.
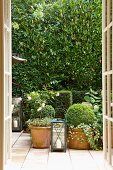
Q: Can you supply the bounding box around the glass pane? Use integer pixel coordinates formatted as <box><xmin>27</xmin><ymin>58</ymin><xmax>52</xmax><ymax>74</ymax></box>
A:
<box><xmin>5</xmin><ymin>119</ymin><xmax>11</xmax><ymax>162</ymax></box>
<box><xmin>105</xmin><ymin>31</ymin><xmax>107</xmax><ymax>71</ymax></box>
<box><xmin>4</xmin><ymin>0</ymin><xmax>11</xmax><ymax>27</ymax></box>
<box><xmin>52</xmin><ymin>123</ymin><xmax>65</xmax><ymax>149</ymax></box>
<box><xmin>110</xmin><ymin>27</ymin><xmax>112</xmax><ymax>70</ymax></box>
<box><xmin>5</xmin><ymin>75</ymin><xmax>10</xmax><ymax>117</ymax></box>
<box><xmin>4</xmin><ymin>30</ymin><xmax>11</xmax><ymax>73</ymax></box>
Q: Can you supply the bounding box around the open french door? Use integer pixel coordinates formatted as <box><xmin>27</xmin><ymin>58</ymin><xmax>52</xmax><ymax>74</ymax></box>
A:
<box><xmin>0</xmin><ymin>0</ymin><xmax>12</xmax><ymax>170</ymax></box>
<box><xmin>102</xmin><ymin>0</ymin><xmax>113</xmax><ymax>169</ymax></box>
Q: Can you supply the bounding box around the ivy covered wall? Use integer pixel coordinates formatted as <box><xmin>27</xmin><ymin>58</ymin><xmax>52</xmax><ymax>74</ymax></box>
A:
<box><xmin>12</xmin><ymin>0</ymin><xmax>102</xmax><ymax>96</ymax></box>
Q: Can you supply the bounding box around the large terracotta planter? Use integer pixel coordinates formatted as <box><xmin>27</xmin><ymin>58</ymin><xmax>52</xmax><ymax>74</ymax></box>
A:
<box><xmin>67</xmin><ymin>128</ymin><xmax>90</xmax><ymax>150</ymax></box>
<box><xmin>31</xmin><ymin>126</ymin><xmax>51</xmax><ymax>148</ymax></box>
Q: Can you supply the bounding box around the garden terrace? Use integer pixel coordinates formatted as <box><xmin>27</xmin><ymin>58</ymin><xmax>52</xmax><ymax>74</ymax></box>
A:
<box><xmin>9</xmin><ymin>132</ymin><xmax>107</xmax><ymax>170</ymax></box>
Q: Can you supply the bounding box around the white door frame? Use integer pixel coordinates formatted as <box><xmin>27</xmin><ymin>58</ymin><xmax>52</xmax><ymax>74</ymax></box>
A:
<box><xmin>0</xmin><ymin>0</ymin><xmax>12</xmax><ymax>170</ymax></box>
<box><xmin>102</xmin><ymin>0</ymin><xmax>113</xmax><ymax>168</ymax></box>
<box><xmin>0</xmin><ymin>0</ymin><xmax>5</xmax><ymax>169</ymax></box>
<box><xmin>0</xmin><ymin>0</ymin><xmax>113</xmax><ymax>169</ymax></box>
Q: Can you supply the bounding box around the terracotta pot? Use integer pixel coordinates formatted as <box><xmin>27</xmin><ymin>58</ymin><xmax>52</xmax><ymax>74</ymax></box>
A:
<box><xmin>67</xmin><ymin>128</ymin><xmax>90</xmax><ymax>150</ymax></box>
<box><xmin>31</xmin><ymin>126</ymin><xmax>51</xmax><ymax>148</ymax></box>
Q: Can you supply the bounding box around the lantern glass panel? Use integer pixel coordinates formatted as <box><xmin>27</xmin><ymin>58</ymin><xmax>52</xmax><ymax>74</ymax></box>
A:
<box><xmin>13</xmin><ymin>117</ymin><xmax>19</xmax><ymax>128</ymax></box>
<box><xmin>51</xmin><ymin>119</ymin><xmax>66</xmax><ymax>152</ymax></box>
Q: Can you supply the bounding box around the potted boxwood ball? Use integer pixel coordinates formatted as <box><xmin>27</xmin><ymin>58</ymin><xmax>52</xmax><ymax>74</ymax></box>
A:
<box><xmin>27</xmin><ymin>105</ymin><xmax>55</xmax><ymax>148</ymax></box>
<box><xmin>65</xmin><ymin>103</ymin><xmax>96</xmax><ymax>150</ymax></box>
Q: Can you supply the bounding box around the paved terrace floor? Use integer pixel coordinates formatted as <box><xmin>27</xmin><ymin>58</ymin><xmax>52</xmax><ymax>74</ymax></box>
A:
<box><xmin>9</xmin><ymin>132</ymin><xmax>111</xmax><ymax>170</ymax></box>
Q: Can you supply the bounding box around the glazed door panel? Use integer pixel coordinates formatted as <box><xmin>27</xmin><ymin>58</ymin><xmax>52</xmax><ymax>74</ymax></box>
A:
<box><xmin>4</xmin><ymin>0</ymin><xmax>12</xmax><ymax>165</ymax></box>
<box><xmin>102</xmin><ymin>0</ymin><xmax>113</xmax><ymax>168</ymax></box>
<box><xmin>0</xmin><ymin>0</ymin><xmax>12</xmax><ymax>169</ymax></box>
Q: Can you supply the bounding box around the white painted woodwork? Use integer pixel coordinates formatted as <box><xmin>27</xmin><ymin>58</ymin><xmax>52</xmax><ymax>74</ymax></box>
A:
<box><xmin>0</xmin><ymin>0</ymin><xmax>12</xmax><ymax>170</ymax></box>
<box><xmin>102</xmin><ymin>0</ymin><xmax>113</xmax><ymax>167</ymax></box>
<box><xmin>4</xmin><ymin>0</ymin><xmax>12</xmax><ymax>167</ymax></box>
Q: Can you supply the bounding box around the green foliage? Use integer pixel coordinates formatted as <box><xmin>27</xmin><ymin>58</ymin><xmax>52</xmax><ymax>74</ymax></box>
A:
<box><xmin>77</xmin><ymin>123</ymin><xmax>102</xmax><ymax>150</ymax></box>
<box><xmin>72</xmin><ymin>90</ymin><xmax>87</xmax><ymax>103</ymax></box>
<box><xmin>49</xmin><ymin>91</ymin><xmax>73</xmax><ymax>118</ymax></box>
<box><xmin>12</xmin><ymin>0</ymin><xmax>102</xmax><ymax>96</ymax></box>
<box><xmin>65</xmin><ymin>103</ymin><xmax>96</xmax><ymax>127</ymax></box>
<box><xmin>41</xmin><ymin>105</ymin><xmax>55</xmax><ymax>118</ymax></box>
<box><xmin>84</xmin><ymin>88</ymin><xmax>103</xmax><ymax>136</ymax></box>
<box><xmin>23</xmin><ymin>90</ymin><xmax>56</xmax><ymax>120</ymax></box>
<box><xmin>27</xmin><ymin>117</ymin><xmax>51</xmax><ymax>127</ymax></box>
<box><xmin>84</xmin><ymin>89</ymin><xmax>102</xmax><ymax>115</ymax></box>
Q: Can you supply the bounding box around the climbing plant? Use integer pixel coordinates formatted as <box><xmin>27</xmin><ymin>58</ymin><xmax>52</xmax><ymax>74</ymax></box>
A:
<box><xmin>12</xmin><ymin>0</ymin><xmax>102</xmax><ymax>96</ymax></box>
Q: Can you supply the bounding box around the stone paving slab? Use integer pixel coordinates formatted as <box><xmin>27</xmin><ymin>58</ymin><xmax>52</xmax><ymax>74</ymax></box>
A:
<box><xmin>11</xmin><ymin>132</ymin><xmax>108</xmax><ymax>170</ymax></box>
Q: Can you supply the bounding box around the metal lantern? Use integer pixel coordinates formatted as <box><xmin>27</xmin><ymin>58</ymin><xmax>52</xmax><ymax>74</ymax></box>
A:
<box><xmin>51</xmin><ymin>119</ymin><xmax>67</xmax><ymax>152</ymax></box>
<box><xmin>12</xmin><ymin>97</ymin><xmax>23</xmax><ymax>132</ymax></box>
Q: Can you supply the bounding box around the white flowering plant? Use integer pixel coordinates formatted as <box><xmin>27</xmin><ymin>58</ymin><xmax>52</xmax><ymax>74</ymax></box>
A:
<box><xmin>68</xmin><ymin>122</ymin><xmax>103</xmax><ymax>150</ymax></box>
<box><xmin>24</xmin><ymin>90</ymin><xmax>56</xmax><ymax>120</ymax></box>
<box><xmin>77</xmin><ymin>123</ymin><xmax>102</xmax><ymax>150</ymax></box>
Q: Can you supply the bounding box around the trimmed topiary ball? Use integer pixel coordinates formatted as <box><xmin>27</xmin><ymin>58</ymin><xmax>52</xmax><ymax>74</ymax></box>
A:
<box><xmin>65</xmin><ymin>104</ymin><xmax>96</xmax><ymax>127</ymax></box>
<box><xmin>41</xmin><ymin>105</ymin><xmax>55</xmax><ymax>118</ymax></box>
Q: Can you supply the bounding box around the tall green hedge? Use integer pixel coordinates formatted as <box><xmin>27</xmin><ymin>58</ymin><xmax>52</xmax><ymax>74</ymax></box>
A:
<box><xmin>49</xmin><ymin>91</ymin><xmax>73</xmax><ymax>118</ymax></box>
<box><xmin>12</xmin><ymin>0</ymin><xmax>102</xmax><ymax>96</ymax></box>
<box><xmin>72</xmin><ymin>90</ymin><xmax>87</xmax><ymax>103</ymax></box>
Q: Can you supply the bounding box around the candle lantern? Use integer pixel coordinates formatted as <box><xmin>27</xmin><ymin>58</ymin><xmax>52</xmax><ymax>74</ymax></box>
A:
<box><xmin>51</xmin><ymin>119</ymin><xmax>67</xmax><ymax>152</ymax></box>
<box><xmin>12</xmin><ymin>97</ymin><xmax>23</xmax><ymax>132</ymax></box>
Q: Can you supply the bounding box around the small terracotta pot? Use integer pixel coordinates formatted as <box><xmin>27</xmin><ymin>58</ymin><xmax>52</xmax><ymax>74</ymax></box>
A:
<box><xmin>67</xmin><ymin>128</ymin><xmax>90</xmax><ymax>150</ymax></box>
<box><xmin>31</xmin><ymin>126</ymin><xmax>51</xmax><ymax>148</ymax></box>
